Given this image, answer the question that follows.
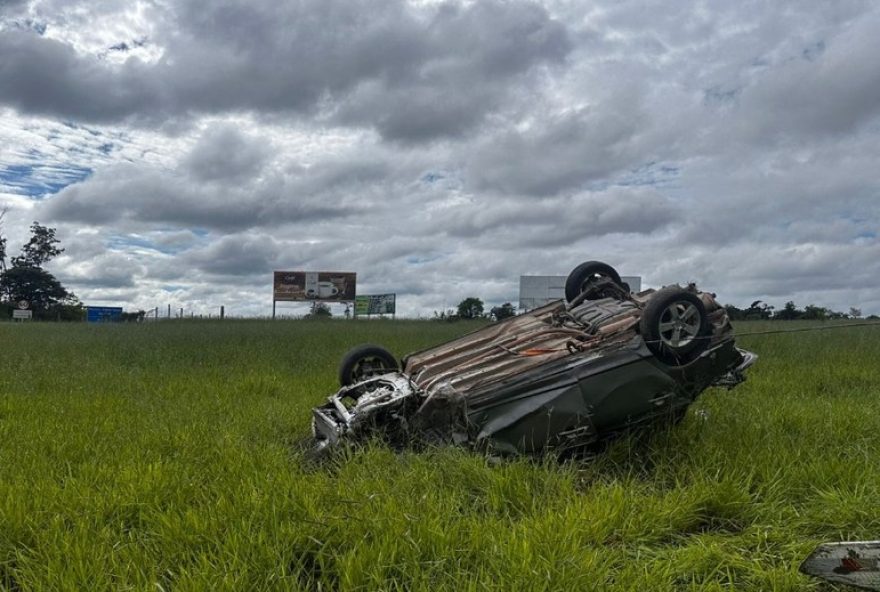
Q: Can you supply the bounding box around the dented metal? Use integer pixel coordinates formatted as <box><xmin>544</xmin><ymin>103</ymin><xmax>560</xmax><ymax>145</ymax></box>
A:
<box><xmin>311</xmin><ymin>280</ymin><xmax>757</xmax><ymax>457</ymax></box>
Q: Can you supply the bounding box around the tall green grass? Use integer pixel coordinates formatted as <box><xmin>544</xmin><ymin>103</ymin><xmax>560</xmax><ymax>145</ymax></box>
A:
<box><xmin>0</xmin><ymin>319</ymin><xmax>878</xmax><ymax>590</ymax></box>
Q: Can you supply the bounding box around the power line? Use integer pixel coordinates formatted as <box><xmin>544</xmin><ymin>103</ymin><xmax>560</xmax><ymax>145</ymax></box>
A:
<box><xmin>735</xmin><ymin>321</ymin><xmax>880</xmax><ymax>337</ymax></box>
<box><xmin>638</xmin><ymin>321</ymin><xmax>880</xmax><ymax>346</ymax></box>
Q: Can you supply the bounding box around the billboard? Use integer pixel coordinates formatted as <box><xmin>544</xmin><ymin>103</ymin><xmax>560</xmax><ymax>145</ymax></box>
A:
<box><xmin>86</xmin><ymin>306</ymin><xmax>123</xmax><ymax>323</ymax></box>
<box><xmin>355</xmin><ymin>294</ymin><xmax>396</xmax><ymax>316</ymax></box>
<box><xmin>273</xmin><ymin>271</ymin><xmax>356</xmax><ymax>302</ymax></box>
<box><xmin>518</xmin><ymin>275</ymin><xmax>642</xmax><ymax>310</ymax></box>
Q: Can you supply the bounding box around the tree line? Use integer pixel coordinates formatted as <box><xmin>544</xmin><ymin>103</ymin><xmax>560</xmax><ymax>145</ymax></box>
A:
<box><xmin>438</xmin><ymin>296</ymin><xmax>874</xmax><ymax>323</ymax></box>
<box><xmin>723</xmin><ymin>300</ymin><xmax>874</xmax><ymax>321</ymax></box>
<box><xmin>433</xmin><ymin>297</ymin><xmax>516</xmax><ymax>321</ymax></box>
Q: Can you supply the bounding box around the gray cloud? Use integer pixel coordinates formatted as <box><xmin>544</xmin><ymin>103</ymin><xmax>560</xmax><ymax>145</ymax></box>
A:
<box><xmin>3</xmin><ymin>0</ymin><xmax>880</xmax><ymax>316</ymax></box>
<box><xmin>55</xmin><ymin>252</ymin><xmax>141</xmax><ymax>289</ymax></box>
<box><xmin>0</xmin><ymin>0</ymin><xmax>29</xmax><ymax>17</ymax></box>
<box><xmin>738</xmin><ymin>18</ymin><xmax>880</xmax><ymax>141</ymax></box>
<box><xmin>434</xmin><ymin>187</ymin><xmax>678</xmax><ymax>243</ymax></box>
<box><xmin>181</xmin><ymin>234</ymin><xmax>283</xmax><ymax>277</ymax></box>
<box><xmin>41</xmin><ymin>162</ymin><xmax>357</xmax><ymax>231</ymax></box>
<box><xmin>466</xmin><ymin>103</ymin><xmax>649</xmax><ymax>196</ymax></box>
<box><xmin>0</xmin><ymin>31</ymin><xmax>158</xmax><ymax>121</ymax></box>
<box><xmin>0</xmin><ymin>0</ymin><xmax>570</xmax><ymax>142</ymax></box>
<box><xmin>333</xmin><ymin>1</ymin><xmax>570</xmax><ymax>141</ymax></box>
<box><xmin>183</xmin><ymin>125</ymin><xmax>270</xmax><ymax>182</ymax></box>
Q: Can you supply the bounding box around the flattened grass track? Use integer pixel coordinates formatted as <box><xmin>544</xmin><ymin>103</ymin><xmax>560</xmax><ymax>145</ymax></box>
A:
<box><xmin>1</xmin><ymin>319</ymin><xmax>879</xmax><ymax>590</ymax></box>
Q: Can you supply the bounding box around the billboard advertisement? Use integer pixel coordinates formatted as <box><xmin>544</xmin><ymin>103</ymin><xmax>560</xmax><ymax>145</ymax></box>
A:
<box><xmin>355</xmin><ymin>294</ymin><xmax>396</xmax><ymax>316</ymax></box>
<box><xmin>273</xmin><ymin>271</ymin><xmax>356</xmax><ymax>302</ymax></box>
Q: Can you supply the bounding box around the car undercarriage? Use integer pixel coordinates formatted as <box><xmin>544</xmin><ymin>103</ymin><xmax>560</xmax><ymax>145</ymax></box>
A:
<box><xmin>311</xmin><ymin>262</ymin><xmax>757</xmax><ymax>457</ymax></box>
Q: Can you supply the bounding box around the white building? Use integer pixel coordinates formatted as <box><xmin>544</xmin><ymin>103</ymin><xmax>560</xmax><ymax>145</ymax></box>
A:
<box><xmin>518</xmin><ymin>275</ymin><xmax>643</xmax><ymax>310</ymax></box>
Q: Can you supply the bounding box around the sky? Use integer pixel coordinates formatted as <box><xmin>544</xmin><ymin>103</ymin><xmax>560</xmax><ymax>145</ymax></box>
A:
<box><xmin>0</xmin><ymin>0</ymin><xmax>878</xmax><ymax>317</ymax></box>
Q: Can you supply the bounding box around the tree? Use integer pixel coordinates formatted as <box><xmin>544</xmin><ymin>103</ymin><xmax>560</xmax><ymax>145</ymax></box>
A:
<box><xmin>0</xmin><ymin>207</ymin><xmax>8</xmax><ymax>274</ymax></box>
<box><xmin>307</xmin><ymin>301</ymin><xmax>332</xmax><ymax>318</ymax></box>
<box><xmin>432</xmin><ymin>309</ymin><xmax>458</xmax><ymax>322</ymax></box>
<box><xmin>723</xmin><ymin>304</ymin><xmax>745</xmax><ymax>321</ymax></box>
<box><xmin>774</xmin><ymin>301</ymin><xmax>802</xmax><ymax>320</ymax></box>
<box><xmin>802</xmin><ymin>304</ymin><xmax>829</xmax><ymax>321</ymax></box>
<box><xmin>490</xmin><ymin>302</ymin><xmax>516</xmax><ymax>321</ymax></box>
<box><xmin>457</xmin><ymin>297</ymin><xmax>484</xmax><ymax>320</ymax></box>
<box><xmin>0</xmin><ymin>265</ymin><xmax>75</xmax><ymax>311</ymax></box>
<box><xmin>744</xmin><ymin>300</ymin><xmax>774</xmax><ymax>320</ymax></box>
<box><xmin>0</xmin><ymin>221</ymin><xmax>77</xmax><ymax>316</ymax></box>
<box><xmin>11</xmin><ymin>221</ymin><xmax>64</xmax><ymax>268</ymax></box>
<box><xmin>849</xmin><ymin>307</ymin><xmax>862</xmax><ymax>319</ymax></box>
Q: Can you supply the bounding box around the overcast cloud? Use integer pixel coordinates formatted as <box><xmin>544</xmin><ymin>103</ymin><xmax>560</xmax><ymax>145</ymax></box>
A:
<box><xmin>1</xmin><ymin>0</ymin><xmax>879</xmax><ymax>317</ymax></box>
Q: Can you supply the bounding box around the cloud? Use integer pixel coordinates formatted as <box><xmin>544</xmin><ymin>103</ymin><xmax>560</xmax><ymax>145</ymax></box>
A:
<box><xmin>428</xmin><ymin>187</ymin><xmax>678</xmax><ymax>245</ymax></box>
<box><xmin>465</xmin><ymin>103</ymin><xmax>649</xmax><ymax>196</ymax></box>
<box><xmin>182</xmin><ymin>124</ymin><xmax>271</xmax><ymax>182</ymax></box>
<box><xmin>0</xmin><ymin>31</ymin><xmax>158</xmax><ymax>121</ymax></box>
<box><xmin>734</xmin><ymin>9</ymin><xmax>880</xmax><ymax>142</ymax></box>
<box><xmin>40</xmin><ymin>162</ymin><xmax>357</xmax><ymax>231</ymax></box>
<box><xmin>0</xmin><ymin>0</ymin><xmax>571</xmax><ymax>142</ymax></box>
<box><xmin>2</xmin><ymin>0</ymin><xmax>879</xmax><ymax>317</ymax></box>
<box><xmin>0</xmin><ymin>0</ymin><xmax>29</xmax><ymax>17</ymax></box>
<box><xmin>181</xmin><ymin>234</ymin><xmax>283</xmax><ymax>277</ymax></box>
<box><xmin>54</xmin><ymin>251</ymin><xmax>141</xmax><ymax>289</ymax></box>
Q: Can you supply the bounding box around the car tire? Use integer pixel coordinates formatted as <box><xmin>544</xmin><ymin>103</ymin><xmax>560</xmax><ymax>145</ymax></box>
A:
<box><xmin>564</xmin><ymin>261</ymin><xmax>623</xmax><ymax>303</ymax></box>
<box><xmin>640</xmin><ymin>286</ymin><xmax>711</xmax><ymax>365</ymax></box>
<box><xmin>338</xmin><ymin>344</ymin><xmax>399</xmax><ymax>387</ymax></box>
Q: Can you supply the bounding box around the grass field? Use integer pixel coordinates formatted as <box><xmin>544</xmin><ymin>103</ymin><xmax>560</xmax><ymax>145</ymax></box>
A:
<box><xmin>1</xmin><ymin>318</ymin><xmax>879</xmax><ymax>591</ymax></box>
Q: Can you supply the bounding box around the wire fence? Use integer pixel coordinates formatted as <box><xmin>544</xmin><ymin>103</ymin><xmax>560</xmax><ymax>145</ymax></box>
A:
<box><xmin>640</xmin><ymin>320</ymin><xmax>880</xmax><ymax>346</ymax></box>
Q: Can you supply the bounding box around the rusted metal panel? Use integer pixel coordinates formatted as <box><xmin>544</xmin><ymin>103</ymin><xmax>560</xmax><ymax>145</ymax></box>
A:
<box><xmin>405</xmin><ymin>298</ymin><xmax>650</xmax><ymax>399</ymax></box>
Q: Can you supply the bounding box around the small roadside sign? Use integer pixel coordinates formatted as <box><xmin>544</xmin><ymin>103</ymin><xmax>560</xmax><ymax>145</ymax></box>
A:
<box><xmin>12</xmin><ymin>309</ymin><xmax>32</xmax><ymax>320</ymax></box>
<box><xmin>17</xmin><ymin>300</ymin><xmax>29</xmax><ymax>310</ymax></box>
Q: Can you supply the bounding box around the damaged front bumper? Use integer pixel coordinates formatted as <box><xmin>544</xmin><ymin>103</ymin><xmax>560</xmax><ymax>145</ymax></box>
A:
<box><xmin>312</xmin><ymin>373</ymin><xmax>416</xmax><ymax>455</ymax></box>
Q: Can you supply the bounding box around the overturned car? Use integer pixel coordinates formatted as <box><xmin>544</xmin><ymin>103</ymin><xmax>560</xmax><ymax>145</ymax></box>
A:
<box><xmin>311</xmin><ymin>261</ymin><xmax>757</xmax><ymax>457</ymax></box>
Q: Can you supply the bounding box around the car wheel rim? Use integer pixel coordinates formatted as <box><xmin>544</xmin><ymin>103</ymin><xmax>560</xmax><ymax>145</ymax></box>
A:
<box><xmin>658</xmin><ymin>301</ymin><xmax>701</xmax><ymax>348</ymax></box>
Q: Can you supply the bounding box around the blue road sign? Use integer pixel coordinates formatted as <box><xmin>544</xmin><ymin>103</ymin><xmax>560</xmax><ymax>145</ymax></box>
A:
<box><xmin>86</xmin><ymin>306</ymin><xmax>123</xmax><ymax>323</ymax></box>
